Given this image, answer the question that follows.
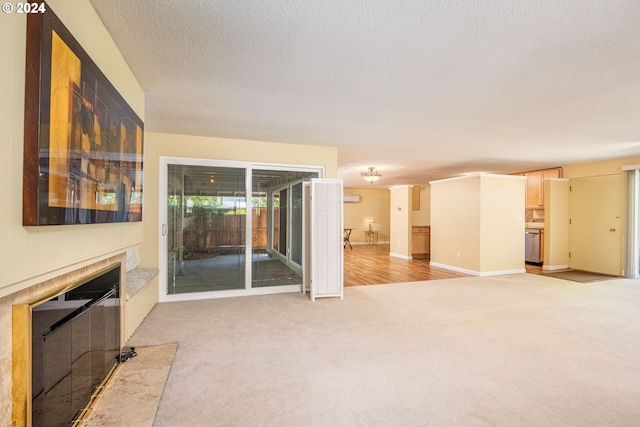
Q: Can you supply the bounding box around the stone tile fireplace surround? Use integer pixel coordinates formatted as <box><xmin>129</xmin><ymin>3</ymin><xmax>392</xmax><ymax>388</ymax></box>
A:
<box><xmin>2</xmin><ymin>251</ymin><xmax>159</xmax><ymax>426</ymax></box>
<box><xmin>8</xmin><ymin>254</ymin><xmax>126</xmax><ymax>426</ymax></box>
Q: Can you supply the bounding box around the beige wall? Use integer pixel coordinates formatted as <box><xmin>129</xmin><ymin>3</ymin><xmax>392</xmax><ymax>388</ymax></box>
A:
<box><xmin>343</xmin><ymin>188</ymin><xmax>390</xmax><ymax>243</ymax></box>
<box><xmin>544</xmin><ymin>179</ymin><xmax>570</xmax><ymax>269</ymax></box>
<box><xmin>431</xmin><ymin>175</ymin><xmax>525</xmax><ymax>275</ymax></box>
<box><xmin>479</xmin><ymin>175</ymin><xmax>526</xmax><ymax>272</ymax></box>
<box><xmin>0</xmin><ymin>1</ymin><xmax>144</xmax><ymax>424</ymax></box>
<box><xmin>0</xmin><ymin>0</ymin><xmax>145</xmax><ymax>298</ymax></box>
<box><xmin>562</xmin><ymin>156</ymin><xmax>640</xmax><ymax>179</ymax></box>
<box><xmin>389</xmin><ymin>186</ymin><xmax>412</xmax><ymax>258</ymax></box>
<box><xmin>140</xmin><ymin>132</ymin><xmax>339</xmax><ymax>268</ymax></box>
<box><xmin>431</xmin><ymin>177</ymin><xmax>481</xmax><ymax>271</ymax></box>
<box><xmin>412</xmin><ymin>185</ymin><xmax>431</xmax><ymax>226</ymax></box>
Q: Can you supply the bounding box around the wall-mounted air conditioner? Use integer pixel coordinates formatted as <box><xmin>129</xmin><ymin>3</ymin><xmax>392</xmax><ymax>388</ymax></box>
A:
<box><xmin>343</xmin><ymin>194</ymin><xmax>360</xmax><ymax>203</ymax></box>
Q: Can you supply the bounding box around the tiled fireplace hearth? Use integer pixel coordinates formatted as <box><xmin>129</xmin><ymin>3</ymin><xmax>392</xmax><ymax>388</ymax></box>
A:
<box><xmin>10</xmin><ymin>255</ymin><xmax>126</xmax><ymax>427</ymax></box>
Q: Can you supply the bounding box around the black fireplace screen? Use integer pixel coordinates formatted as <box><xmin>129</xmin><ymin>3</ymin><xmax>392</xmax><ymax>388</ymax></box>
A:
<box><xmin>31</xmin><ymin>265</ymin><xmax>120</xmax><ymax>426</ymax></box>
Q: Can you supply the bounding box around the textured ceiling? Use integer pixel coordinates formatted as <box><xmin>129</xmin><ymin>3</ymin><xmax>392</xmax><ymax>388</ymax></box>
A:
<box><xmin>89</xmin><ymin>0</ymin><xmax>640</xmax><ymax>188</ymax></box>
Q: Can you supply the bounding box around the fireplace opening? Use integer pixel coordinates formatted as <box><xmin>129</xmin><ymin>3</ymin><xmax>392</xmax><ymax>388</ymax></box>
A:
<box><xmin>31</xmin><ymin>264</ymin><xmax>121</xmax><ymax>426</ymax></box>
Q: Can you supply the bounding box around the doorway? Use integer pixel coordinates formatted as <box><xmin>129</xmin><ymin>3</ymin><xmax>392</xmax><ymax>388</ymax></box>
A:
<box><xmin>165</xmin><ymin>164</ymin><xmax>247</xmax><ymax>294</ymax></box>
<box><xmin>252</xmin><ymin>171</ymin><xmax>307</xmax><ymax>288</ymax></box>
<box><xmin>160</xmin><ymin>158</ymin><xmax>320</xmax><ymax>300</ymax></box>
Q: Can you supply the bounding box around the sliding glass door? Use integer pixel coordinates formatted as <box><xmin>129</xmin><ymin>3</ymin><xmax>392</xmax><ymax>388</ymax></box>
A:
<box><xmin>291</xmin><ymin>182</ymin><xmax>304</xmax><ymax>267</ymax></box>
<box><xmin>166</xmin><ymin>164</ymin><xmax>246</xmax><ymax>294</ymax></box>
<box><xmin>161</xmin><ymin>158</ymin><xmax>320</xmax><ymax>299</ymax></box>
<box><xmin>276</xmin><ymin>188</ymin><xmax>287</xmax><ymax>257</ymax></box>
<box><xmin>251</xmin><ymin>171</ymin><xmax>315</xmax><ymax>288</ymax></box>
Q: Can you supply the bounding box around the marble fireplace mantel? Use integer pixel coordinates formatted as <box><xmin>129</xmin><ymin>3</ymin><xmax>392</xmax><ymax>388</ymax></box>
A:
<box><xmin>9</xmin><ymin>253</ymin><xmax>127</xmax><ymax>427</ymax></box>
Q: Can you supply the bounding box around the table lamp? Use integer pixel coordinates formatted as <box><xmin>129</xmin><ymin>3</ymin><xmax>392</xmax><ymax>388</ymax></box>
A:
<box><xmin>365</xmin><ymin>219</ymin><xmax>374</xmax><ymax>231</ymax></box>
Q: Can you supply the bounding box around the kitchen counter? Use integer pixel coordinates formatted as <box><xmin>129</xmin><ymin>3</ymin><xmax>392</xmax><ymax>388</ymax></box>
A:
<box><xmin>525</xmin><ymin>222</ymin><xmax>544</xmax><ymax>229</ymax></box>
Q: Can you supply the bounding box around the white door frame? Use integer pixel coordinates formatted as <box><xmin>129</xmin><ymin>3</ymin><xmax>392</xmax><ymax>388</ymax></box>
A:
<box><xmin>158</xmin><ymin>156</ymin><xmax>323</xmax><ymax>302</ymax></box>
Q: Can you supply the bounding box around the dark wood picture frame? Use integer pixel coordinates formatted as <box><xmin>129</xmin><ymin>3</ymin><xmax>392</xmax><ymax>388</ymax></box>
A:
<box><xmin>23</xmin><ymin>3</ymin><xmax>144</xmax><ymax>226</ymax></box>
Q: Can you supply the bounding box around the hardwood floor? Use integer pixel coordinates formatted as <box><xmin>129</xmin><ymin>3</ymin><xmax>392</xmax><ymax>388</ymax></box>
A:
<box><xmin>343</xmin><ymin>244</ymin><xmax>556</xmax><ymax>287</ymax></box>
<box><xmin>523</xmin><ymin>263</ymin><xmax>571</xmax><ymax>275</ymax></box>
<box><xmin>343</xmin><ymin>244</ymin><xmax>469</xmax><ymax>286</ymax></box>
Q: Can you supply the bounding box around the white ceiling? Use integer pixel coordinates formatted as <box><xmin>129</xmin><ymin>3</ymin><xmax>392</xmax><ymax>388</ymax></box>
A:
<box><xmin>88</xmin><ymin>0</ymin><xmax>640</xmax><ymax>188</ymax></box>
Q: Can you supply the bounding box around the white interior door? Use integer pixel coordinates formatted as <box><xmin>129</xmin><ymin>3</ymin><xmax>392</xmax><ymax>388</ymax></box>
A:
<box><xmin>569</xmin><ymin>174</ymin><xmax>623</xmax><ymax>275</ymax></box>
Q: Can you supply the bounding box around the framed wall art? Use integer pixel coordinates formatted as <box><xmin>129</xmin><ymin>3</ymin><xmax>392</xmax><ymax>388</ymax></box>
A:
<box><xmin>23</xmin><ymin>2</ymin><xmax>144</xmax><ymax>226</ymax></box>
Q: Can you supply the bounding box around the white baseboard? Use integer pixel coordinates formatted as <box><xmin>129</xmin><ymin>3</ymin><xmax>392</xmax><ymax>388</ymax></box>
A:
<box><xmin>389</xmin><ymin>252</ymin><xmax>412</xmax><ymax>260</ymax></box>
<box><xmin>429</xmin><ymin>262</ymin><xmax>478</xmax><ymax>276</ymax></box>
<box><xmin>429</xmin><ymin>262</ymin><xmax>526</xmax><ymax>277</ymax></box>
<box><xmin>542</xmin><ymin>264</ymin><xmax>569</xmax><ymax>271</ymax></box>
<box><xmin>351</xmin><ymin>241</ymin><xmax>390</xmax><ymax>246</ymax></box>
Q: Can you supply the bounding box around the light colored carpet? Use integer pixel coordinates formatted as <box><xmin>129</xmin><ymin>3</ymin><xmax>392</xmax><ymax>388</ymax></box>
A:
<box><xmin>125</xmin><ymin>274</ymin><xmax>640</xmax><ymax>426</ymax></box>
<box><xmin>83</xmin><ymin>343</ymin><xmax>177</xmax><ymax>427</ymax></box>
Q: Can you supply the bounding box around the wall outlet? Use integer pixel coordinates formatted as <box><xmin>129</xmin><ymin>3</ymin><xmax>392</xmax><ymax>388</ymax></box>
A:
<box><xmin>456</xmin><ymin>251</ymin><xmax>461</xmax><ymax>258</ymax></box>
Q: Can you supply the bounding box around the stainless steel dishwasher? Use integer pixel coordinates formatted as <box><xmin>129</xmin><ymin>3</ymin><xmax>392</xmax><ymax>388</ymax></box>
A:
<box><xmin>525</xmin><ymin>228</ymin><xmax>541</xmax><ymax>263</ymax></box>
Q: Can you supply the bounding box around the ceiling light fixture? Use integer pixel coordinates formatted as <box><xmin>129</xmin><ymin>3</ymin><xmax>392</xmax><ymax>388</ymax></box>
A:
<box><xmin>362</xmin><ymin>167</ymin><xmax>381</xmax><ymax>184</ymax></box>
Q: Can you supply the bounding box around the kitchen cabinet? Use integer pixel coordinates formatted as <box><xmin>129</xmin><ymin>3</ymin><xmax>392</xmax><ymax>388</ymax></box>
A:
<box><xmin>523</xmin><ymin>168</ymin><xmax>562</xmax><ymax>208</ymax></box>
<box><xmin>412</xmin><ymin>226</ymin><xmax>430</xmax><ymax>259</ymax></box>
<box><xmin>526</xmin><ymin>172</ymin><xmax>543</xmax><ymax>207</ymax></box>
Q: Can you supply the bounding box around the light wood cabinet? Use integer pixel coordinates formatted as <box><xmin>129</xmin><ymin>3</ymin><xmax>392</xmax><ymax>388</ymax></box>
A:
<box><xmin>412</xmin><ymin>226</ymin><xmax>430</xmax><ymax>259</ymax></box>
<box><xmin>526</xmin><ymin>172</ymin><xmax>542</xmax><ymax>207</ymax></box>
<box><xmin>522</xmin><ymin>168</ymin><xmax>562</xmax><ymax>207</ymax></box>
